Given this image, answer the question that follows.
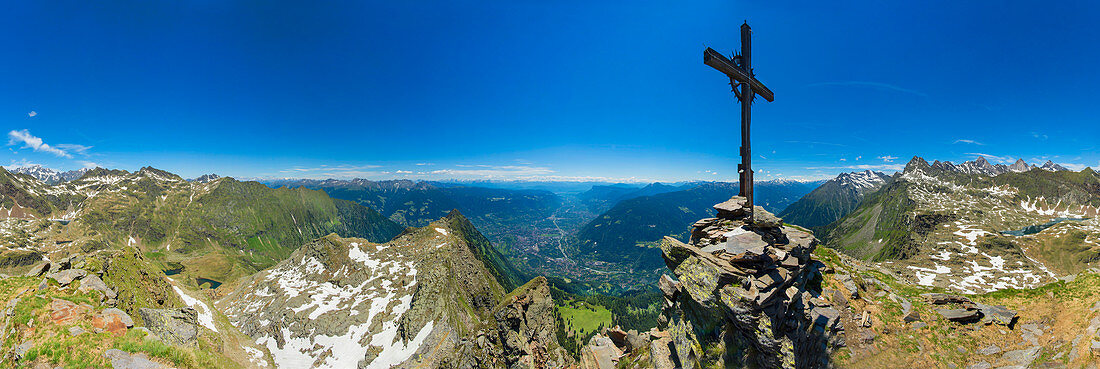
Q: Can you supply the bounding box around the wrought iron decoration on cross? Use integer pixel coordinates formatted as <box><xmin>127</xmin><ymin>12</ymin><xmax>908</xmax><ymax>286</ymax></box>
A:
<box><xmin>704</xmin><ymin>22</ymin><xmax>774</xmax><ymax>223</ymax></box>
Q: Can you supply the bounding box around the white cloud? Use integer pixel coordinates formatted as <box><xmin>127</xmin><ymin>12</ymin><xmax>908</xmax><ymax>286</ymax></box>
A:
<box><xmin>953</xmin><ymin>139</ymin><xmax>984</xmax><ymax>145</ymax></box>
<box><xmin>7</xmin><ymin>129</ymin><xmax>72</xmax><ymax>158</ymax></box>
<box><xmin>55</xmin><ymin>144</ymin><xmax>92</xmax><ymax>156</ymax></box>
<box><xmin>280</xmin><ymin>164</ymin><xmax>382</xmax><ymax>173</ymax></box>
<box><xmin>414</xmin><ymin>163</ymin><xmax>434</xmax><ymax>166</ymax></box>
<box><xmin>78</xmin><ymin>161</ymin><xmax>99</xmax><ymax>169</ymax></box>
<box><xmin>878</xmin><ymin>155</ymin><xmax>897</xmax><ymax>162</ymax></box>
<box><xmin>1062</xmin><ymin>163</ymin><xmax>1087</xmax><ymax>171</ymax></box>
<box><xmin>395</xmin><ymin>170</ymin><xmax>412</xmax><ymax>174</ymax></box>
<box><xmin>27</xmin><ymin>111</ymin><xmax>37</xmax><ymax>117</ymax></box>
<box><xmin>1030</xmin><ymin>132</ymin><xmax>1048</xmax><ymax>140</ymax></box>
<box><xmin>839</xmin><ymin>158</ymin><xmax>847</xmax><ymax>162</ymax></box>
<box><xmin>428</xmin><ymin>165</ymin><xmax>554</xmax><ymax>178</ymax></box>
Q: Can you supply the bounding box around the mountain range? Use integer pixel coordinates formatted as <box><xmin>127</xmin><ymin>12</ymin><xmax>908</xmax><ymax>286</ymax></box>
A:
<box><xmin>3</xmin><ymin>158</ymin><xmax>1100</xmax><ymax>367</ymax></box>
<box><xmin>9</xmin><ymin>164</ymin><xmax>90</xmax><ymax>185</ymax></box>
<box><xmin>816</xmin><ymin>156</ymin><xmax>1098</xmax><ymax>293</ymax></box>
<box><xmin>931</xmin><ymin>156</ymin><xmax>1069</xmax><ymax>176</ymax></box>
<box><xmin>779</xmin><ymin>170</ymin><xmax>892</xmax><ymax>230</ymax></box>
<box><xmin>0</xmin><ymin>166</ymin><xmax>406</xmax><ymax>285</ymax></box>
<box><xmin>0</xmin><ymin>165</ymin><xmax>576</xmax><ymax>368</ymax></box>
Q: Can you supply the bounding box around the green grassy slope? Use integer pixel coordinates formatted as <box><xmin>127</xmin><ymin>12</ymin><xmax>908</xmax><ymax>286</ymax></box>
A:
<box><xmin>70</xmin><ymin>172</ymin><xmax>404</xmax><ymax>284</ymax></box>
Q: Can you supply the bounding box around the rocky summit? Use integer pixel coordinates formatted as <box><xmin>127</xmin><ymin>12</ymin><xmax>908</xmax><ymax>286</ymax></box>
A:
<box><xmin>588</xmin><ymin>196</ymin><xmax>835</xmax><ymax>368</ymax></box>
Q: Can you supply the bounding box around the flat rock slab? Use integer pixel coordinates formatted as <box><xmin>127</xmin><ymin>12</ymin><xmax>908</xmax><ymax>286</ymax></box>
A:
<box><xmin>937</xmin><ymin>308</ymin><xmax>980</xmax><ymax>322</ymax></box>
<box><xmin>692</xmin><ymin>218</ymin><xmax>719</xmax><ymax>228</ymax></box>
<box><xmin>47</xmin><ymin>269</ymin><xmax>87</xmax><ymax>286</ymax></box>
<box><xmin>725</xmin><ymin>228</ymin><xmax>767</xmax><ymax>254</ymax></box>
<box><xmin>93</xmin><ymin>308</ymin><xmax>135</xmax><ymax>336</ymax></box>
<box><xmin>922</xmin><ymin>293</ymin><xmax>971</xmax><ymax>305</ymax></box>
<box><xmin>713</xmin><ymin>197</ymin><xmax>748</xmax><ymax>213</ymax></box>
<box><xmin>977</xmin><ymin>304</ymin><xmax>1016</xmax><ymax>326</ymax></box>
<box><xmin>25</xmin><ymin>262</ymin><xmax>49</xmax><ymax>277</ymax></box>
<box><xmin>977</xmin><ymin>345</ymin><xmax>1001</xmax><ymax>355</ymax></box>
<box><xmin>1000</xmin><ymin>346</ymin><xmax>1041</xmax><ymax>367</ymax></box>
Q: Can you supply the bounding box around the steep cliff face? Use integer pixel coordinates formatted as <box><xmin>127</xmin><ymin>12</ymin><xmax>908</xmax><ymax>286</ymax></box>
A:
<box><xmin>647</xmin><ymin>197</ymin><xmax>837</xmax><ymax>368</ymax></box>
<box><xmin>440</xmin><ymin>276</ymin><xmax>573</xmax><ymax>368</ymax></box>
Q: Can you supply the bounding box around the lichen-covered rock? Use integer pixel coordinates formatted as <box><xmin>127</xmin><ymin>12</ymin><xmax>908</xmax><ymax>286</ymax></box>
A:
<box><xmin>649</xmin><ymin>197</ymin><xmax>834</xmax><ymax>369</ymax></box>
<box><xmin>649</xmin><ymin>334</ymin><xmax>677</xmax><ymax>369</ymax></box>
<box><xmin>443</xmin><ymin>276</ymin><xmax>573</xmax><ymax>369</ymax></box>
<box><xmin>138</xmin><ymin>307</ymin><xmax>198</xmax><ymax>346</ymax></box>
<box><xmin>93</xmin><ymin>307</ymin><xmax>135</xmax><ymax>336</ymax></box>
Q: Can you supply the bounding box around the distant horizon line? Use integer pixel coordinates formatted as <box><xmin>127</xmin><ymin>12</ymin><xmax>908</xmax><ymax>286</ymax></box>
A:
<box><xmin>2</xmin><ymin>162</ymin><xmax>847</xmax><ymax>185</ymax></box>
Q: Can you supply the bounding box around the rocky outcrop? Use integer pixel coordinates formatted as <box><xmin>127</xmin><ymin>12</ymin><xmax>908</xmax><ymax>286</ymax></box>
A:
<box><xmin>93</xmin><ymin>308</ymin><xmax>135</xmax><ymax>336</ymax></box>
<box><xmin>46</xmin><ymin>269</ymin><xmax>87</xmax><ymax>286</ymax></box>
<box><xmin>138</xmin><ymin>308</ymin><xmax>199</xmax><ymax>346</ymax></box>
<box><xmin>922</xmin><ymin>293</ymin><xmax>1017</xmax><ymax>326</ymax></box>
<box><xmin>653</xmin><ymin>196</ymin><xmax>834</xmax><ymax>369</ymax></box>
<box><xmin>442</xmin><ymin>276</ymin><xmax>573</xmax><ymax>369</ymax></box>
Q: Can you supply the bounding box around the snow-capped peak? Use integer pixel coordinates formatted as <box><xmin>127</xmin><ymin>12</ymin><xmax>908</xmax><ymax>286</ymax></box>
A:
<box><xmin>835</xmin><ymin>170</ymin><xmax>888</xmax><ymax>190</ymax></box>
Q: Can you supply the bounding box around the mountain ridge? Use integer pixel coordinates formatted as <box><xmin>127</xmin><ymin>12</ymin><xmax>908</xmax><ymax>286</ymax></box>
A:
<box><xmin>779</xmin><ymin>170</ymin><xmax>892</xmax><ymax>230</ymax></box>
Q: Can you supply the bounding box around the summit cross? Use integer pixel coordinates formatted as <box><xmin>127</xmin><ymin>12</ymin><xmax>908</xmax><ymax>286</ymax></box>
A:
<box><xmin>703</xmin><ymin>22</ymin><xmax>774</xmax><ymax>223</ymax></box>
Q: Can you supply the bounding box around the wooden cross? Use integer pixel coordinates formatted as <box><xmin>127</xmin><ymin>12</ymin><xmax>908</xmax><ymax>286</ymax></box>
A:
<box><xmin>704</xmin><ymin>22</ymin><xmax>774</xmax><ymax>223</ymax></box>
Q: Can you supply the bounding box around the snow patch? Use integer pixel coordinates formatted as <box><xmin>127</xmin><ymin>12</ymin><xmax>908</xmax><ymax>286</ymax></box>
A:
<box><xmin>171</xmin><ymin>285</ymin><xmax>219</xmax><ymax>332</ymax></box>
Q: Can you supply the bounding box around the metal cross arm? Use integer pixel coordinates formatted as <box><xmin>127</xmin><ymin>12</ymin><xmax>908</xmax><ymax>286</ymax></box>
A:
<box><xmin>703</xmin><ymin>47</ymin><xmax>774</xmax><ymax>102</ymax></box>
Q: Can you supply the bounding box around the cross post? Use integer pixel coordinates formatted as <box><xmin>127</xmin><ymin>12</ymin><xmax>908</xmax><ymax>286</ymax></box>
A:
<box><xmin>703</xmin><ymin>22</ymin><xmax>774</xmax><ymax>224</ymax></box>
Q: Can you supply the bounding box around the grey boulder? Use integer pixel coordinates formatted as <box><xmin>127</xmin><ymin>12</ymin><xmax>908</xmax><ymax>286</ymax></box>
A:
<box><xmin>138</xmin><ymin>308</ymin><xmax>199</xmax><ymax>346</ymax></box>
<box><xmin>47</xmin><ymin>269</ymin><xmax>87</xmax><ymax>286</ymax></box>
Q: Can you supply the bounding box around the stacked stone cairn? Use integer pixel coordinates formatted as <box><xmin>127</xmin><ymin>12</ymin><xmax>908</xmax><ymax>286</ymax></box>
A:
<box><xmin>655</xmin><ymin>196</ymin><xmax>836</xmax><ymax>369</ymax></box>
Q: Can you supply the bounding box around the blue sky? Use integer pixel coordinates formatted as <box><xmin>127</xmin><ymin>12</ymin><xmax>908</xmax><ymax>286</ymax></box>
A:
<box><xmin>2</xmin><ymin>1</ymin><xmax>1099</xmax><ymax>182</ymax></box>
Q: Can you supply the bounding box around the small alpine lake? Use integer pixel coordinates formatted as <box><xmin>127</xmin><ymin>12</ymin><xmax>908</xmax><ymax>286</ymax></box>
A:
<box><xmin>1000</xmin><ymin>217</ymin><xmax>1089</xmax><ymax>236</ymax></box>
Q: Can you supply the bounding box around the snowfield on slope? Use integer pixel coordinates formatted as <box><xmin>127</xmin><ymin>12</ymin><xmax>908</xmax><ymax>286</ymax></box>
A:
<box><xmin>222</xmin><ymin>239</ymin><xmax>432</xmax><ymax>369</ymax></box>
<box><xmin>882</xmin><ymin>169</ymin><xmax>1071</xmax><ymax>293</ymax></box>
